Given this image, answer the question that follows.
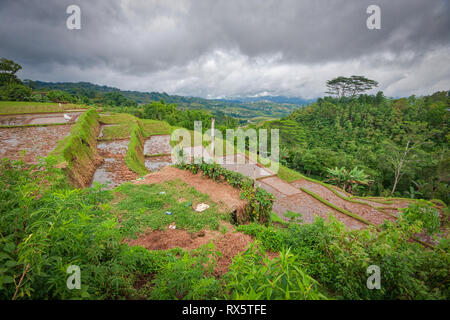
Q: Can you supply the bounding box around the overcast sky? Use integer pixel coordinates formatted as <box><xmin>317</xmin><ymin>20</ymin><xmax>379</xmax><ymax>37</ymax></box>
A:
<box><xmin>0</xmin><ymin>0</ymin><xmax>449</xmax><ymax>99</ymax></box>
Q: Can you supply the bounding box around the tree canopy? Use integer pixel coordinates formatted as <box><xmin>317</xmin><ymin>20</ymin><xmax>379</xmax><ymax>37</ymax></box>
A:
<box><xmin>326</xmin><ymin>75</ymin><xmax>379</xmax><ymax>98</ymax></box>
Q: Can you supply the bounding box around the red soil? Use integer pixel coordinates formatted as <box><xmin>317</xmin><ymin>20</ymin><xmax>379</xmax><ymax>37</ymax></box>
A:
<box><xmin>125</xmin><ymin>222</ymin><xmax>277</xmax><ymax>277</ymax></box>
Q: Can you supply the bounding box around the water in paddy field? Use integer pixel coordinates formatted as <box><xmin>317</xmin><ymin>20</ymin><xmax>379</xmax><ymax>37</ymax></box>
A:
<box><xmin>0</xmin><ymin>125</ymin><xmax>73</xmax><ymax>163</ymax></box>
<box><xmin>144</xmin><ymin>135</ymin><xmax>172</xmax><ymax>155</ymax></box>
<box><xmin>91</xmin><ymin>140</ymin><xmax>132</xmax><ymax>189</ymax></box>
<box><xmin>97</xmin><ymin>140</ymin><xmax>129</xmax><ymax>155</ymax></box>
<box><xmin>90</xmin><ymin>158</ymin><xmax>119</xmax><ymax>189</ymax></box>
<box><xmin>0</xmin><ymin>112</ymin><xmax>83</xmax><ymax>126</ymax></box>
<box><xmin>144</xmin><ymin>155</ymin><xmax>173</xmax><ymax>171</ymax></box>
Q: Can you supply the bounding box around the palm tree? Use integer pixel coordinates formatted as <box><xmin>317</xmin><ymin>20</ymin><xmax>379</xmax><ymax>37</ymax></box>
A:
<box><xmin>326</xmin><ymin>166</ymin><xmax>371</xmax><ymax>194</ymax></box>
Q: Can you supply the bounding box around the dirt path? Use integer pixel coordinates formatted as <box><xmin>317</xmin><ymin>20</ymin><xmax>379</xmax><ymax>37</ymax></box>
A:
<box><xmin>135</xmin><ymin>166</ymin><xmax>247</xmax><ymax>213</ymax></box>
<box><xmin>291</xmin><ymin>179</ymin><xmax>396</xmax><ymax>225</ymax></box>
<box><xmin>0</xmin><ymin>125</ymin><xmax>72</xmax><ymax>163</ymax></box>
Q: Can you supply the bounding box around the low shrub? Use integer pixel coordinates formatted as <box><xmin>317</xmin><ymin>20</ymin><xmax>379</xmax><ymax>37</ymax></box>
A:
<box><xmin>150</xmin><ymin>245</ymin><xmax>221</xmax><ymax>300</ymax></box>
<box><xmin>400</xmin><ymin>200</ymin><xmax>441</xmax><ymax>235</ymax></box>
<box><xmin>224</xmin><ymin>243</ymin><xmax>327</xmax><ymax>300</ymax></box>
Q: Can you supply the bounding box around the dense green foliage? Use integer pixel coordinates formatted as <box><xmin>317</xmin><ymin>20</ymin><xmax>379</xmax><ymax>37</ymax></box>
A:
<box><xmin>0</xmin><ymin>160</ymin><xmax>225</xmax><ymax>299</ymax></box>
<box><xmin>400</xmin><ymin>200</ymin><xmax>441</xmax><ymax>235</ymax></box>
<box><xmin>262</xmin><ymin>91</ymin><xmax>449</xmax><ymax>203</ymax></box>
<box><xmin>224</xmin><ymin>244</ymin><xmax>327</xmax><ymax>299</ymax></box>
<box><xmin>237</xmin><ymin>215</ymin><xmax>449</xmax><ymax>300</ymax></box>
<box><xmin>1</xmin><ymin>159</ymin><xmax>448</xmax><ymax>300</ymax></box>
<box><xmin>0</xmin><ymin>58</ymin><xmax>33</xmax><ymax>101</ymax></box>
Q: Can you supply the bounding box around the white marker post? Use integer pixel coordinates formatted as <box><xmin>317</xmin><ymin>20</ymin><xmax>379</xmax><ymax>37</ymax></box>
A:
<box><xmin>211</xmin><ymin>118</ymin><xmax>215</xmax><ymax>160</ymax></box>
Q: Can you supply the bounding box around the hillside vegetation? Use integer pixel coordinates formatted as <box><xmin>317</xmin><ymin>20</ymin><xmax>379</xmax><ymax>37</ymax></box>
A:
<box><xmin>260</xmin><ymin>91</ymin><xmax>449</xmax><ymax>204</ymax></box>
<box><xmin>24</xmin><ymin>80</ymin><xmax>301</xmax><ymax>122</ymax></box>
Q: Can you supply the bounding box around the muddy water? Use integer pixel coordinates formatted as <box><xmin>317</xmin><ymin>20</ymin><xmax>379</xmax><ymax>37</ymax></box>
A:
<box><xmin>144</xmin><ymin>135</ymin><xmax>172</xmax><ymax>155</ymax></box>
<box><xmin>0</xmin><ymin>112</ymin><xmax>83</xmax><ymax>126</ymax></box>
<box><xmin>144</xmin><ymin>155</ymin><xmax>172</xmax><ymax>171</ymax></box>
<box><xmin>0</xmin><ymin>125</ymin><xmax>73</xmax><ymax>163</ymax></box>
<box><xmin>91</xmin><ymin>158</ymin><xmax>118</xmax><ymax>188</ymax></box>
<box><xmin>97</xmin><ymin>140</ymin><xmax>128</xmax><ymax>155</ymax></box>
<box><xmin>91</xmin><ymin>140</ymin><xmax>138</xmax><ymax>189</ymax></box>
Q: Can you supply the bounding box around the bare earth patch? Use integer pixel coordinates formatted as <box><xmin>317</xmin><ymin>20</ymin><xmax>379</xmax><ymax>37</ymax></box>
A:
<box><xmin>134</xmin><ymin>166</ymin><xmax>247</xmax><ymax>213</ymax></box>
<box><xmin>125</xmin><ymin>222</ymin><xmax>275</xmax><ymax>277</ymax></box>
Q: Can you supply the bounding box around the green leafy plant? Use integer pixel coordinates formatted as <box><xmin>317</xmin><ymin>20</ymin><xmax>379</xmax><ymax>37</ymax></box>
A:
<box><xmin>400</xmin><ymin>200</ymin><xmax>441</xmax><ymax>235</ymax></box>
<box><xmin>224</xmin><ymin>243</ymin><xmax>327</xmax><ymax>300</ymax></box>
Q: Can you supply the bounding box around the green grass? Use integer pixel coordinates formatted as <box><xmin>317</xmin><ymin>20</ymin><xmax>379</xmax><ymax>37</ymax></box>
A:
<box><xmin>141</xmin><ymin>119</ymin><xmax>171</xmax><ymax>137</ymax></box>
<box><xmin>276</xmin><ymin>165</ymin><xmax>305</xmax><ymax>182</ymax></box>
<box><xmin>98</xmin><ymin>113</ymin><xmax>137</xmax><ymax>140</ymax></box>
<box><xmin>111</xmin><ymin>180</ymin><xmax>223</xmax><ymax>237</ymax></box>
<box><xmin>99</xmin><ymin>113</ymin><xmax>137</xmax><ymax>125</ymax></box>
<box><xmin>124</xmin><ymin>123</ymin><xmax>148</xmax><ymax>176</ymax></box>
<box><xmin>98</xmin><ymin>114</ymin><xmax>172</xmax><ymax>140</ymax></box>
<box><xmin>270</xmin><ymin>212</ymin><xmax>289</xmax><ymax>226</ymax></box>
<box><xmin>100</xmin><ymin>124</ymin><xmax>133</xmax><ymax>140</ymax></box>
<box><xmin>47</xmin><ymin>108</ymin><xmax>100</xmax><ymax>187</ymax></box>
<box><xmin>0</xmin><ymin>101</ymin><xmax>87</xmax><ymax>114</ymax></box>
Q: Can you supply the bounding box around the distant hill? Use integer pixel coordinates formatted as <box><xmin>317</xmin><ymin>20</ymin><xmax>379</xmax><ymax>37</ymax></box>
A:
<box><xmin>220</xmin><ymin>96</ymin><xmax>315</xmax><ymax>105</ymax></box>
<box><xmin>25</xmin><ymin>80</ymin><xmax>312</xmax><ymax>122</ymax></box>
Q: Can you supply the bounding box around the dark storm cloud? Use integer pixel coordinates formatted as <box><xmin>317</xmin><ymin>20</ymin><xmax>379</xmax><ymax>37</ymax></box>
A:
<box><xmin>0</xmin><ymin>0</ymin><xmax>449</xmax><ymax>98</ymax></box>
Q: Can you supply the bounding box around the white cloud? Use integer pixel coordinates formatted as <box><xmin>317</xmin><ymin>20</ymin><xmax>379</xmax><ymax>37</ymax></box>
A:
<box><xmin>2</xmin><ymin>0</ymin><xmax>449</xmax><ymax>98</ymax></box>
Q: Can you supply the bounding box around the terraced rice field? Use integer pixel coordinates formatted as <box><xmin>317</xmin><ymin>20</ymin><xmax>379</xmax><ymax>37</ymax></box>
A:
<box><xmin>0</xmin><ymin>112</ymin><xmax>82</xmax><ymax>126</ymax></box>
<box><xmin>0</xmin><ymin>125</ymin><xmax>73</xmax><ymax>163</ymax></box>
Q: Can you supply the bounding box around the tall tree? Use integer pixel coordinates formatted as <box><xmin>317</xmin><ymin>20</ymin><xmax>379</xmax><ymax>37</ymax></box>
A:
<box><xmin>381</xmin><ymin>122</ymin><xmax>434</xmax><ymax>195</ymax></box>
<box><xmin>0</xmin><ymin>57</ymin><xmax>22</xmax><ymax>85</ymax></box>
<box><xmin>326</xmin><ymin>75</ymin><xmax>378</xmax><ymax>98</ymax></box>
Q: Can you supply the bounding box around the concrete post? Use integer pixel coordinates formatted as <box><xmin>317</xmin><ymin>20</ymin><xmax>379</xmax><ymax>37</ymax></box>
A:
<box><xmin>211</xmin><ymin>118</ymin><xmax>215</xmax><ymax>160</ymax></box>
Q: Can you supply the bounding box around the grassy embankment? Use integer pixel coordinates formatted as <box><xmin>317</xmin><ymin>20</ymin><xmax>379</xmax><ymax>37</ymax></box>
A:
<box><xmin>0</xmin><ymin>101</ymin><xmax>88</xmax><ymax>114</ymax></box>
<box><xmin>98</xmin><ymin>113</ymin><xmax>173</xmax><ymax>176</ymax></box>
<box><xmin>47</xmin><ymin>108</ymin><xmax>101</xmax><ymax>187</ymax></box>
